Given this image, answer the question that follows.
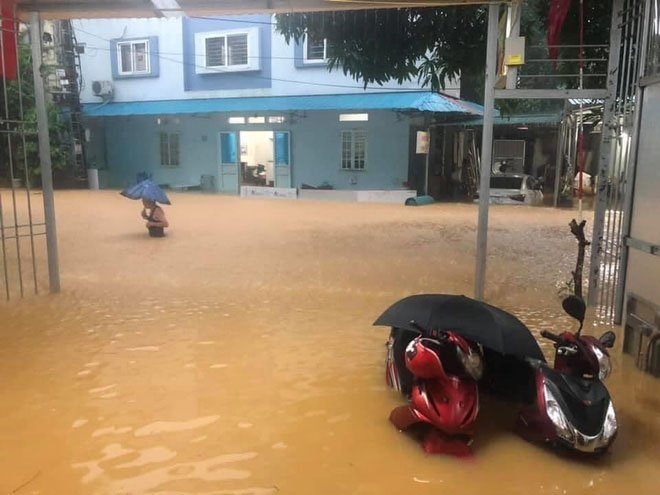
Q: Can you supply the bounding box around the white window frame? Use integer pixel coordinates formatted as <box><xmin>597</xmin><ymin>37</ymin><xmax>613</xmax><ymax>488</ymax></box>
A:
<box><xmin>195</xmin><ymin>28</ymin><xmax>260</xmax><ymax>74</ymax></box>
<box><xmin>303</xmin><ymin>34</ymin><xmax>329</xmax><ymax>64</ymax></box>
<box><xmin>117</xmin><ymin>39</ymin><xmax>150</xmax><ymax>76</ymax></box>
<box><xmin>160</xmin><ymin>132</ymin><xmax>180</xmax><ymax>167</ymax></box>
<box><xmin>341</xmin><ymin>129</ymin><xmax>367</xmax><ymax>171</ymax></box>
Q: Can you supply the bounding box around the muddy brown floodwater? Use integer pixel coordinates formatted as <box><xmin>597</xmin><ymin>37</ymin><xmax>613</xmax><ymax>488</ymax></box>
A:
<box><xmin>0</xmin><ymin>190</ymin><xmax>658</xmax><ymax>495</ymax></box>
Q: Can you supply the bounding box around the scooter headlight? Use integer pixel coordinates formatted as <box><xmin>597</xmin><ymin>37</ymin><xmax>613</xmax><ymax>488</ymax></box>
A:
<box><xmin>592</xmin><ymin>346</ymin><xmax>612</xmax><ymax>380</ymax></box>
<box><xmin>602</xmin><ymin>401</ymin><xmax>618</xmax><ymax>441</ymax></box>
<box><xmin>543</xmin><ymin>385</ymin><xmax>574</xmax><ymax>442</ymax></box>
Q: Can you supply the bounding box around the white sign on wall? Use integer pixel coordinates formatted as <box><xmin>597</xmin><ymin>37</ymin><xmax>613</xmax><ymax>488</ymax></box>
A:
<box><xmin>416</xmin><ymin>131</ymin><xmax>430</xmax><ymax>154</ymax></box>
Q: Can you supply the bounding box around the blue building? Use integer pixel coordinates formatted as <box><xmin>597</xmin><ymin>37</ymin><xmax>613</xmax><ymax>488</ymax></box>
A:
<box><xmin>75</xmin><ymin>15</ymin><xmax>481</xmax><ymax>199</ymax></box>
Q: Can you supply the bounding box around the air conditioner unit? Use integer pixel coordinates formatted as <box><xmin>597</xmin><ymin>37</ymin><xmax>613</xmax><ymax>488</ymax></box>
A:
<box><xmin>92</xmin><ymin>80</ymin><xmax>113</xmax><ymax>98</ymax></box>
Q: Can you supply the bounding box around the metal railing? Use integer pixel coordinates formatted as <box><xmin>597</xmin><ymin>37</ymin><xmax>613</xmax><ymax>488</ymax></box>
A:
<box><xmin>518</xmin><ymin>44</ymin><xmax>609</xmax><ymax>90</ymax></box>
<box><xmin>1</xmin><ymin>17</ymin><xmax>47</xmax><ymax>300</ymax></box>
<box><xmin>588</xmin><ymin>0</ymin><xmax>648</xmax><ymax>323</ymax></box>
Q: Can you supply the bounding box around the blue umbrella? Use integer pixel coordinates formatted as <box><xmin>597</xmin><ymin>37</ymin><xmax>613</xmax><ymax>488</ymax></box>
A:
<box><xmin>120</xmin><ymin>179</ymin><xmax>171</xmax><ymax>205</ymax></box>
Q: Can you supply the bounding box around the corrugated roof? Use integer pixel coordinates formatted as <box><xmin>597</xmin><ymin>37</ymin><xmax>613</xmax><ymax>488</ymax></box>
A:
<box><xmin>82</xmin><ymin>91</ymin><xmax>483</xmax><ymax>118</ymax></box>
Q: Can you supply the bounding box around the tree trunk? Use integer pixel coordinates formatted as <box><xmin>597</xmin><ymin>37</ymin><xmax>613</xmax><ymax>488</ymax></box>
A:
<box><xmin>569</xmin><ymin>219</ymin><xmax>591</xmax><ymax>299</ymax></box>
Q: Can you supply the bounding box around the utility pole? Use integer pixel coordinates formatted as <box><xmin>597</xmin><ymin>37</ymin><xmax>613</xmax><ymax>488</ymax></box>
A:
<box><xmin>474</xmin><ymin>3</ymin><xmax>499</xmax><ymax>301</ymax></box>
<box><xmin>30</xmin><ymin>11</ymin><xmax>60</xmax><ymax>293</ymax></box>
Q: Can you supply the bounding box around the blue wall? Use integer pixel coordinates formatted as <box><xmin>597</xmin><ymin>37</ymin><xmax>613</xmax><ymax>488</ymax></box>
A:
<box><xmin>96</xmin><ymin>110</ymin><xmax>414</xmax><ymax>191</ymax></box>
<box><xmin>290</xmin><ymin>111</ymin><xmax>412</xmax><ymax>190</ymax></box>
<box><xmin>102</xmin><ymin>115</ymin><xmax>218</xmax><ymax>188</ymax></box>
<box><xmin>182</xmin><ymin>16</ymin><xmax>272</xmax><ymax>92</ymax></box>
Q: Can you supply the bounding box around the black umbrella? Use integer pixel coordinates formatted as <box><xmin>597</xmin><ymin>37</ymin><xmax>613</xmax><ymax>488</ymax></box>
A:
<box><xmin>373</xmin><ymin>294</ymin><xmax>544</xmax><ymax>361</ymax></box>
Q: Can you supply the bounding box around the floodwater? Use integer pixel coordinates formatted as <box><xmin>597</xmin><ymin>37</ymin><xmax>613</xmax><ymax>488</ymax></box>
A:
<box><xmin>0</xmin><ymin>190</ymin><xmax>658</xmax><ymax>495</ymax></box>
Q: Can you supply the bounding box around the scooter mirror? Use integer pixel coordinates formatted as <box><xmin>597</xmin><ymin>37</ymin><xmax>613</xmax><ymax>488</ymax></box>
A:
<box><xmin>562</xmin><ymin>295</ymin><xmax>586</xmax><ymax>323</ymax></box>
<box><xmin>599</xmin><ymin>331</ymin><xmax>616</xmax><ymax>348</ymax></box>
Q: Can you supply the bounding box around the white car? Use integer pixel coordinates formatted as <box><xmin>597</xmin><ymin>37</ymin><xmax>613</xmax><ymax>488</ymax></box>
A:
<box><xmin>476</xmin><ymin>173</ymin><xmax>544</xmax><ymax>205</ymax></box>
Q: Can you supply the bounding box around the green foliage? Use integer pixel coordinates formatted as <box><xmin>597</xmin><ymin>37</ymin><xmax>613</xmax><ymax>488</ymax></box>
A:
<box><xmin>276</xmin><ymin>1</ymin><xmax>612</xmax><ymax>107</ymax></box>
<box><xmin>0</xmin><ymin>42</ymin><xmax>70</xmax><ymax>185</ymax></box>
<box><xmin>277</xmin><ymin>7</ymin><xmax>486</xmax><ymax>101</ymax></box>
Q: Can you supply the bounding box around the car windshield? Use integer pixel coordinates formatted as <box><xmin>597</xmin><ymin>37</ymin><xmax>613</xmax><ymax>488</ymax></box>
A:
<box><xmin>490</xmin><ymin>176</ymin><xmax>523</xmax><ymax>189</ymax></box>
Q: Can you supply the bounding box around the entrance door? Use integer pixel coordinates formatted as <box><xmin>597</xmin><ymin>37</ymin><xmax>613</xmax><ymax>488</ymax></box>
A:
<box><xmin>218</xmin><ymin>131</ymin><xmax>239</xmax><ymax>194</ymax></box>
<box><xmin>273</xmin><ymin>131</ymin><xmax>291</xmax><ymax>188</ymax></box>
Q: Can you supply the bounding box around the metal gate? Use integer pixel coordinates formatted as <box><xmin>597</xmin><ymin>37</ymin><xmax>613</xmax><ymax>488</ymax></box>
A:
<box><xmin>588</xmin><ymin>0</ymin><xmax>649</xmax><ymax>322</ymax></box>
<box><xmin>1</xmin><ymin>12</ymin><xmax>55</xmax><ymax>300</ymax></box>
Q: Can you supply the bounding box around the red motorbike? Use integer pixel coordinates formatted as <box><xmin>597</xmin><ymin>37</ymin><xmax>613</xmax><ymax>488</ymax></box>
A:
<box><xmin>514</xmin><ymin>296</ymin><xmax>618</xmax><ymax>454</ymax></box>
<box><xmin>376</xmin><ymin>294</ymin><xmax>618</xmax><ymax>457</ymax></box>
<box><xmin>377</xmin><ymin>294</ymin><xmax>545</xmax><ymax>457</ymax></box>
<box><xmin>387</xmin><ymin>327</ymin><xmax>482</xmax><ymax>457</ymax></box>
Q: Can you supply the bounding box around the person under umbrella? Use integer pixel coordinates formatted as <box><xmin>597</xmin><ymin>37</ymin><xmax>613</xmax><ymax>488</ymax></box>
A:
<box><xmin>120</xmin><ymin>179</ymin><xmax>171</xmax><ymax>237</ymax></box>
<box><xmin>141</xmin><ymin>198</ymin><xmax>169</xmax><ymax>237</ymax></box>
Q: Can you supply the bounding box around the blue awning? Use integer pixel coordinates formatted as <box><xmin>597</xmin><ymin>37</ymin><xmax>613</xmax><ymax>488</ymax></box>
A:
<box><xmin>82</xmin><ymin>91</ymin><xmax>483</xmax><ymax>117</ymax></box>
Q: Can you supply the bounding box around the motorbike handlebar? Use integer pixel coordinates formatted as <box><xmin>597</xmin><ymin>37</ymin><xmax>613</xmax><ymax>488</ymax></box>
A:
<box><xmin>540</xmin><ymin>330</ymin><xmax>563</xmax><ymax>344</ymax></box>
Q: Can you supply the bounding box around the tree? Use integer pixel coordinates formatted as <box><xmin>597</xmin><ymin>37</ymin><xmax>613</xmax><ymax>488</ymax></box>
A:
<box><xmin>0</xmin><ymin>40</ymin><xmax>69</xmax><ymax>186</ymax></box>
<box><xmin>277</xmin><ymin>7</ymin><xmax>486</xmax><ymax>102</ymax></box>
<box><xmin>276</xmin><ymin>1</ymin><xmax>612</xmax><ymax>106</ymax></box>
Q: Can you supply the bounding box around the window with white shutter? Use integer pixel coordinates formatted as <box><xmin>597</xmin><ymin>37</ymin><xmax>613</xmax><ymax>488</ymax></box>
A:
<box><xmin>195</xmin><ymin>28</ymin><xmax>260</xmax><ymax>73</ymax></box>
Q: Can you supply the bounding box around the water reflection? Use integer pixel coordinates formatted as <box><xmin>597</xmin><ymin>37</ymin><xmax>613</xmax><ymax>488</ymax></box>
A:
<box><xmin>0</xmin><ymin>191</ymin><xmax>658</xmax><ymax>494</ymax></box>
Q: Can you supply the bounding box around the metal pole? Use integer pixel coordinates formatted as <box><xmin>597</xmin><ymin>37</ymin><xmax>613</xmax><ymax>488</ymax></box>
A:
<box><xmin>570</xmin><ymin>112</ymin><xmax>579</xmax><ymax>183</ymax></box>
<box><xmin>424</xmin><ymin>117</ymin><xmax>431</xmax><ymax>196</ymax></box>
<box><xmin>0</xmin><ymin>195</ymin><xmax>10</xmax><ymax>300</ymax></box>
<box><xmin>563</xmin><ymin>117</ymin><xmax>570</xmax><ymax>194</ymax></box>
<box><xmin>29</xmin><ymin>12</ymin><xmax>60</xmax><ymax>293</ymax></box>
<box><xmin>587</xmin><ymin>0</ymin><xmax>624</xmax><ymax>306</ymax></box>
<box><xmin>577</xmin><ymin>0</ymin><xmax>585</xmax><ymax>222</ymax></box>
<box><xmin>553</xmin><ymin>106</ymin><xmax>568</xmax><ymax>207</ymax></box>
<box><xmin>475</xmin><ymin>3</ymin><xmax>500</xmax><ymax>301</ymax></box>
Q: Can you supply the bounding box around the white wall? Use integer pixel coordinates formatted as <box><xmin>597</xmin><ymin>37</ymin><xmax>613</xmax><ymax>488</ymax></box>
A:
<box><xmin>624</xmin><ymin>82</ymin><xmax>660</xmax><ymax>308</ymax></box>
<box><xmin>75</xmin><ymin>18</ymin><xmax>185</xmax><ymax>103</ymax></box>
<box><xmin>629</xmin><ymin>83</ymin><xmax>660</xmax><ymax>248</ymax></box>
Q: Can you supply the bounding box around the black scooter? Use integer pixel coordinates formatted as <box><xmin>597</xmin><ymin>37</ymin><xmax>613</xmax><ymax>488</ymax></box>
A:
<box><xmin>482</xmin><ymin>296</ymin><xmax>618</xmax><ymax>455</ymax></box>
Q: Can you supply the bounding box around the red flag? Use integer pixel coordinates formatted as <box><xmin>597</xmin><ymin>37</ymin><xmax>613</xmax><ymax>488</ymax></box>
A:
<box><xmin>547</xmin><ymin>0</ymin><xmax>573</xmax><ymax>61</ymax></box>
<box><xmin>1</xmin><ymin>0</ymin><xmax>18</xmax><ymax>80</ymax></box>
